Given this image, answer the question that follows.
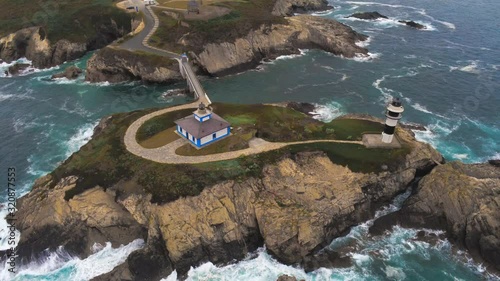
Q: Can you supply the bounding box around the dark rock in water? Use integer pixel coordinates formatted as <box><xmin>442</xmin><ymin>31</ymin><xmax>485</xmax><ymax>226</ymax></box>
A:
<box><xmin>7</xmin><ymin>63</ymin><xmax>30</xmax><ymax>76</ymax></box>
<box><xmin>51</xmin><ymin>65</ymin><xmax>83</xmax><ymax>80</ymax></box>
<box><xmin>348</xmin><ymin>11</ymin><xmax>388</xmax><ymax>20</ymax></box>
<box><xmin>301</xmin><ymin>250</ymin><xmax>352</xmax><ymax>272</ymax></box>
<box><xmin>489</xmin><ymin>159</ymin><xmax>500</xmax><ymax>167</ymax></box>
<box><xmin>277</xmin><ymin>275</ymin><xmax>304</xmax><ymax>281</ymax></box>
<box><xmin>287</xmin><ymin>101</ymin><xmax>317</xmax><ymax>117</ymax></box>
<box><xmin>162</xmin><ymin>88</ymin><xmax>191</xmax><ymax>98</ymax></box>
<box><xmin>398</xmin><ymin>20</ymin><xmax>426</xmax><ymax>29</ymax></box>
<box><xmin>401</xmin><ymin>122</ymin><xmax>427</xmax><ymax>132</ymax></box>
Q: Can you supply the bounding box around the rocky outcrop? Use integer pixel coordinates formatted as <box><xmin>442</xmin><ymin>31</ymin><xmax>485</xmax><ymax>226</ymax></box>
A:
<box><xmin>15</xmin><ymin>175</ymin><xmax>146</xmax><ymax>261</ymax></box>
<box><xmin>85</xmin><ymin>47</ymin><xmax>182</xmax><ymax>83</ymax></box>
<box><xmin>190</xmin><ymin>15</ymin><xmax>368</xmax><ymax>76</ymax></box>
<box><xmin>51</xmin><ymin>66</ymin><xmax>83</xmax><ymax>80</ymax></box>
<box><xmin>398</xmin><ymin>20</ymin><xmax>426</xmax><ymax>29</ymax></box>
<box><xmin>348</xmin><ymin>11</ymin><xmax>388</xmax><ymax>20</ymax></box>
<box><xmin>5</xmin><ymin>63</ymin><xmax>30</xmax><ymax>76</ymax></box>
<box><xmin>370</xmin><ymin>162</ymin><xmax>500</xmax><ymax>273</ymax></box>
<box><xmin>272</xmin><ymin>0</ymin><xmax>331</xmax><ymax>16</ymax></box>
<box><xmin>277</xmin><ymin>275</ymin><xmax>303</xmax><ymax>281</ymax></box>
<box><xmin>0</xmin><ymin>18</ymin><xmax>129</xmax><ymax>69</ymax></box>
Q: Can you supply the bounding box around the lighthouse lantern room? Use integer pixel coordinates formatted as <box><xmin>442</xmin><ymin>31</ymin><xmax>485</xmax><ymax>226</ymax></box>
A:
<box><xmin>381</xmin><ymin>98</ymin><xmax>404</xmax><ymax>143</ymax></box>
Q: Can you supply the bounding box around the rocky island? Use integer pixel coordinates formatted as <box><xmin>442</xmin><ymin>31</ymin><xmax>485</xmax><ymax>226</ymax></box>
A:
<box><xmin>7</xmin><ymin>98</ymin><xmax>499</xmax><ymax>280</ymax></box>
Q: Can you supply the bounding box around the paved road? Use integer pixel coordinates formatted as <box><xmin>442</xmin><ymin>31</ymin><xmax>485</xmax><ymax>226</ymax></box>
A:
<box><xmin>124</xmin><ymin>104</ymin><xmax>364</xmax><ymax>164</ymax></box>
<box><xmin>119</xmin><ymin>1</ymin><xmax>180</xmax><ymax>58</ymax></box>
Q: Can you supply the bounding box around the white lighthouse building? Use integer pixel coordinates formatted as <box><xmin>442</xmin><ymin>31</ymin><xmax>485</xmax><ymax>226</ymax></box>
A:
<box><xmin>382</xmin><ymin>98</ymin><xmax>404</xmax><ymax>143</ymax></box>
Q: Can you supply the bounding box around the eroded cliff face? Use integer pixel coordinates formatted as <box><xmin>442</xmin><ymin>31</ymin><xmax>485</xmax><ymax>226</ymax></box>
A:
<box><xmin>272</xmin><ymin>0</ymin><xmax>331</xmax><ymax>16</ymax></box>
<box><xmin>371</xmin><ymin>161</ymin><xmax>500</xmax><ymax>273</ymax></box>
<box><xmin>13</xmin><ymin>126</ymin><xmax>443</xmax><ymax>280</ymax></box>
<box><xmin>0</xmin><ymin>19</ymin><xmax>129</xmax><ymax>69</ymax></box>
<box><xmin>189</xmin><ymin>15</ymin><xmax>368</xmax><ymax>76</ymax></box>
<box><xmin>85</xmin><ymin>47</ymin><xmax>182</xmax><ymax>83</ymax></box>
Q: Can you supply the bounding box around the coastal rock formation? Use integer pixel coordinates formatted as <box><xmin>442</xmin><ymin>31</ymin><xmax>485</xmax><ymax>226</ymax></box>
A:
<box><xmin>5</xmin><ymin>63</ymin><xmax>30</xmax><ymax>76</ymax></box>
<box><xmin>14</xmin><ymin>175</ymin><xmax>146</xmax><ymax>260</ymax></box>
<box><xmin>14</xmin><ymin>117</ymin><xmax>444</xmax><ymax>279</ymax></box>
<box><xmin>272</xmin><ymin>0</ymin><xmax>331</xmax><ymax>16</ymax></box>
<box><xmin>51</xmin><ymin>66</ymin><xmax>83</xmax><ymax>80</ymax></box>
<box><xmin>85</xmin><ymin>47</ymin><xmax>182</xmax><ymax>83</ymax></box>
<box><xmin>370</xmin><ymin>161</ymin><xmax>500</xmax><ymax>272</ymax></box>
<box><xmin>348</xmin><ymin>11</ymin><xmax>388</xmax><ymax>20</ymax></box>
<box><xmin>0</xmin><ymin>19</ymin><xmax>129</xmax><ymax>69</ymax></box>
<box><xmin>190</xmin><ymin>15</ymin><xmax>368</xmax><ymax>76</ymax></box>
<box><xmin>277</xmin><ymin>275</ymin><xmax>303</xmax><ymax>281</ymax></box>
<box><xmin>398</xmin><ymin>20</ymin><xmax>426</xmax><ymax>29</ymax></box>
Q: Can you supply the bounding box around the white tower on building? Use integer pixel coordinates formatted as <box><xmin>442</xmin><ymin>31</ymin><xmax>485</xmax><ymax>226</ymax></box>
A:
<box><xmin>382</xmin><ymin>98</ymin><xmax>404</xmax><ymax>143</ymax></box>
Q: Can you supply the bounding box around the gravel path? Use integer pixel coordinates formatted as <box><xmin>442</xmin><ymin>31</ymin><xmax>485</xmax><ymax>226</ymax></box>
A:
<box><xmin>124</xmin><ymin>104</ymin><xmax>365</xmax><ymax>164</ymax></box>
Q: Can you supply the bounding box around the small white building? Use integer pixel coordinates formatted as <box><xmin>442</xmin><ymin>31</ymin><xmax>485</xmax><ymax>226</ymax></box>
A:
<box><xmin>174</xmin><ymin>103</ymin><xmax>230</xmax><ymax>148</ymax></box>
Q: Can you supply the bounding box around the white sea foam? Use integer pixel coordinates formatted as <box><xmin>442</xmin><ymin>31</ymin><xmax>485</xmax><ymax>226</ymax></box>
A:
<box><xmin>450</xmin><ymin>61</ymin><xmax>481</xmax><ymax>74</ymax></box>
<box><xmin>311</xmin><ymin>9</ymin><xmax>334</xmax><ymax>16</ymax></box>
<box><xmin>417</xmin><ymin>11</ymin><xmax>456</xmax><ymax>30</ymax></box>
<box><xmin>311</xmin><ymin>101</ymin><xmax>344</xmax><ymax>122</ymax></box>
<box><xmin>274</xmin><ymin>49</ymin><xmax>309</xmax><ymax>61</ymax></box>
<box><xmin>411</xmin><ymin>103</ymin><xmax>433</xmax><ymax>114</ymax></box>
<box><xmin>452</xmin><ymin>153</ymin><xmax>469</xmax><ymax>160</ymax></box>
<box><xmin>355</xmin><ymin>36</ymin><xmax>372</xmax><ymax>47</ymax></box>
<box><xmin>65</xmin><ymin>121</ymin><xmax>98</xmax><ymax>158</ymax></box>
<box><xmin>3</xmin><ymin>239</ymin><xmax>145</xmax><ymax>281</ymax></box>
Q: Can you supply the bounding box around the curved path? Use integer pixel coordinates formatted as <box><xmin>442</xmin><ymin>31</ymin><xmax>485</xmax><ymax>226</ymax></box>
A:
<box><xmin>124</xmin><ymin>104</ymin><xmax>364</xmax><ymax>164</ymax></box>
<box><xmin>120</xmin><ymin>1</ymin><xmax>180</xmax><ymax>58</ymax></box>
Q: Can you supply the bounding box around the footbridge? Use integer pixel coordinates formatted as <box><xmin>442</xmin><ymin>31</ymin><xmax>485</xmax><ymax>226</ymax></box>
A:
<box><xmin>177</xmin><ymin>54</ymin><xmax>212</xmax><ymax>105</ymax></box>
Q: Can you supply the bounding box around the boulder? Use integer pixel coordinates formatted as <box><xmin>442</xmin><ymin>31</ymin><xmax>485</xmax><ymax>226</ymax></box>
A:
<box><xmin>489</xmin><ymin>159</ymin><xmax>500</xmax><ymax>167</ymax></box>
<box><xmin>51</xmin><ymin>66</ymin><xmax>83</xmax><ymax>80</ymax></box>
<box><xmin>6</xmin><ymin>63</ymin><xmax>30</xmax><ymax>76</ymax></box>
<box><xmin>286</xmin><ymin>101</ymin><xmax>317</xmax><ymax>117</ymax></box>
<box><xmin>398</xmin><ymin>20</ymin><xmax>426</xmax><ymax>29</ymax></box>
<box><xmin>277</xmin><ymin>275</ymin><xmax>304</xmax><ymax>281</ymax></box>
<box><xmin>348</xmin><ymin>11</ymin><xmax>388</xmax><ymax>20</ymax></box>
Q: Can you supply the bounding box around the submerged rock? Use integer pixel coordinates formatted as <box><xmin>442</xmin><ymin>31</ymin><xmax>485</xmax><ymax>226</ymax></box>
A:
<box><xmin>51</xmin><ymin>66</ymin><xmax>83</xmax><ymax>80</ymax></box>
<box><xmin>398</xmin><ymin>20</ymin><xmax>426</xmax><ymax>29</ymax></box>
<box><xmin>348</xmin><ymin>11</ymin><xmax>388</xmax><ymax>20</ymax></box>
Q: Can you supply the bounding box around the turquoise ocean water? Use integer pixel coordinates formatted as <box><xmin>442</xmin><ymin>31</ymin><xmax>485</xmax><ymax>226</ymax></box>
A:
<box><xmin>0</xmin><ymin>0</ymin><xmax>499</xmax><ymax>279</ymax></box>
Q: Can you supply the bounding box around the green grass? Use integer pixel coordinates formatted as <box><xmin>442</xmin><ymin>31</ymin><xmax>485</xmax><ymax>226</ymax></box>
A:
<box><xmin>48</xmin><ymin>103</ymin><xmax>410</xmax><ymax>205</ymax></box>
<box><xmin>324</xmin><ymin>119</ymin><xmax>385</xmax><ymax>141</ymax></box>
<box><xmin>137</xmin><ymin>103</ymin><xmax>384</xmax><ymax>144</ymax></box>
<box><xmin>150</xmin><ymin>0</ymin><xmax>287</xmax><ymax>52</ymax></box>
<box><xmin>139</xmin><ymin>126</ymin><xmax>179</xmax><ymax>148</ymax></box>
<box><xmin>0</xmin><ymin>0</ymin><xmax>132</xmax><ymax>43</ymax></box>
<box><xmin>175</xmin><ymin>131</ymin><xmax>253</xmax><ymax>156</ymax></box>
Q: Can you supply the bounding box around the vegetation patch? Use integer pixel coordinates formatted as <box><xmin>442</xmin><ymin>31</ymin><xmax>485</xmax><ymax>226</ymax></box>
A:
<box><xmin>175</xmin><ymin>131</ymin><xmax>253</xmax><ymax>156</ymax></box>
<box><xmin>149</xmin><ymin>0</ymin><xmax>287</xmax><ymax>52</ymax></box>
<box><xmin>139</xmin><ymin>126</ymin><xmax>179</xmax><ymax>148</ymax></box>
<box><xmin>0</xmin><ymin>0</ymin><xmax>132</xmax><ymax>42</ymax></box>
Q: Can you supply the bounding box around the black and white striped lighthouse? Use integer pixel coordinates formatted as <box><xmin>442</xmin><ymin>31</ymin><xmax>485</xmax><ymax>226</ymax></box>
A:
<box><xmin>382</xmin><ymin>98</ymin><xmax>404</xmax><ymax>143</ymax></box>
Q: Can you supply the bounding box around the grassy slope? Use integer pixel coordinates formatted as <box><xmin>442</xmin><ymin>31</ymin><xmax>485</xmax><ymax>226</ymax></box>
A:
<box><xmin>150</xmin><ymin>0</ymin><xmax>286</xmax><ymax>52</ymax></box>
<box><xmin>0</xmin><ymin>0</ymin><xmax>131</xmax><ymax>42</ymax></box>
<box><xmin>48</xmin><ymin>103</ymin><xmax>409</xmax><ymax>204</ymax></box>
